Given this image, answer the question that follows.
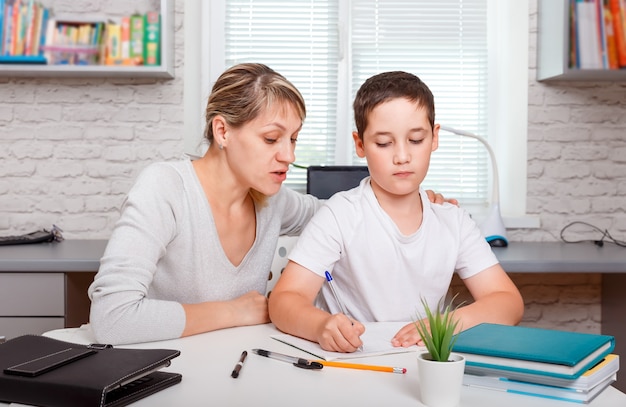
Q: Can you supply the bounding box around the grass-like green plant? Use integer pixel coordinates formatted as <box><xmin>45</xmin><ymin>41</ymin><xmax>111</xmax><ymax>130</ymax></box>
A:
<box><xmin>414</xmin><ymin>295</ymin><xmax>462</xmax><ymax>362</ymax></box>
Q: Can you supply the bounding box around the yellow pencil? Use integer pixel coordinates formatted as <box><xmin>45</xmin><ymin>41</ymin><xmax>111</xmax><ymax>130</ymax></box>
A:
<box><xmin>316</xmin><ymin>360</ymin><xmax>406</xmax><ymax>374</ymax></box>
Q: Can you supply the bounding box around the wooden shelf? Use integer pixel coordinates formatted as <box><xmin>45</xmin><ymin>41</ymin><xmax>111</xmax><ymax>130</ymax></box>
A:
<box><xmin>0</xmin><ymin>0</ymin><xmax>174</xmax><ymax>79</ymax></box>
<box><xmin>537</xmin><ymin>0</ymin><xmax>626</xmax><ymax>82</ymax></box>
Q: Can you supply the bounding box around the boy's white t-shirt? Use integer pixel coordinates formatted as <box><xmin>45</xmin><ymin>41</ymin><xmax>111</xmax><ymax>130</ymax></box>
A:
<box><xmin>288</xmin><ymin>177</ymin><xmax>499</xmax><ymax>322</ymax></box>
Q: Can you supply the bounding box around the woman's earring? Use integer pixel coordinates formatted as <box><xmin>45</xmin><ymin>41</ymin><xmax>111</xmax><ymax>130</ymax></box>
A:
<box><xmin>218</xmin><ymin>143</ymin><xmax>223</xmax><ymax>150</ymax></box>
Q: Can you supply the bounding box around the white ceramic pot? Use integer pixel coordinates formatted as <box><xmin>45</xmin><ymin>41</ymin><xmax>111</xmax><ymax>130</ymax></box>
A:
<box><xmin>416</xmin><ymin>351</ymin><xmax>466</xmax><ymax>407</ymax></box>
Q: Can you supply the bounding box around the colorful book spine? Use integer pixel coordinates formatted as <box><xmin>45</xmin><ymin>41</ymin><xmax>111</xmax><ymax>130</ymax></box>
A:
<box><xmin>120</xmin><ymin>15</ymin><xmax>129</xmax><ymax>61</ymax></box>
<box><xmin>609</xmin><ymin>0</ymin><xmax>626</xmax><ymax>66</ymax></box>
<box><xmin>105</xmin><ymin>22</ymin><xmax>122</xmax><ymax>65</ymax></box>
<box><xmin>10</xmin><ymin>0</ymin><xmax>20</xmax><ymax>56</ymax></box>
<box><xmin>0</xmin><ymin>0</ymin><xmax>5</xmax><ymax>55</ymax></box>
<box><xmin>143</xmin><ymin>11</ymin><xmax>160</xmax><ymax>66</ymax></box>
<box><xmin>604</xmin><ymin>3</ymin><xmax>620</xmax><ymax>69</ymax></box>
<box><xmin>129</xmin><ymin>13</ymin><xmax>144</xmax><ymax>64</ymax></box>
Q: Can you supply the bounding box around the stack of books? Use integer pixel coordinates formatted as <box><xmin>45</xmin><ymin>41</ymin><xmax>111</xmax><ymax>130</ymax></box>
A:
<box><xmin>452</xmin><ymin>323</ymin><xmax>619</xmax><ymax>404</ymax></box>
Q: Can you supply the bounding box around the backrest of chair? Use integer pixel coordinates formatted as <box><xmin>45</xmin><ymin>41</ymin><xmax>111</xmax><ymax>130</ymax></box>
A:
<box><xmin>266</xmin><ymin>236</ymin><xmax>299</xmax><ymax>298</ymax></box>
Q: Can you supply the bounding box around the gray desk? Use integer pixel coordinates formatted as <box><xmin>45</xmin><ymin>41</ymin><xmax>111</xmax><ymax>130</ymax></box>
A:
<box><xmin>0</xmin><ymin>240</ymin><xmax>106</xmax><ymax>272</ymax></box>
<box><xmin>492</xmin><ymin>242</ymin><xmax>626</xmax><ymax>273</ymax></box>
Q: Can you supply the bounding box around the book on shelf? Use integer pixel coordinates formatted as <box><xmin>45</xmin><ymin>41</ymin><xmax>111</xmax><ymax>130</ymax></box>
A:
<box><xmin>129</xmin><ymin>13</ymin><xmax>144</xmax><ymax>64</ymax></box>
<box><xmin>609</xmin><ymin>0</ymin><xmax>626</xmax><ymax>67</ymax></box>
<box><xmin>452</xmin><ymin>323</ymin><xmax>615</xmax><ymax>380</ymax></box>
<box><xmin>464</xmin><ymin>354</ymin><xmax>620</xmax><ymax>392</ymax></box>
<box><xmin>576</xmin><ymin>0</ymin><xmax>603</xmax><ymax>69</ymax></box>
<box><xmin>463</xmin><ymin>371</ymin><xmax>615</xmax><ymax>404</ymax></box>
<box><xmin>143</xmin><ymin>10</ymin><xmax>160</xmax><ymax>66</ymax></box>
<box><xmin>120</xmin><ymin>15</ymin><xmax>130</xmax><ymax>61</ymax></box>
<box><xmin>105</xmin><ymin>21</ymin><xmax>122</xmax><ymax>65</ymax></box>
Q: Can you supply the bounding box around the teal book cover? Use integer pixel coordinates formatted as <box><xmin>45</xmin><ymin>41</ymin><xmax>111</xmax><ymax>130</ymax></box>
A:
<box><xmin>452</xmin><ymin>323</ymin><xmax>615</xmax><ymax>379</ymax></box>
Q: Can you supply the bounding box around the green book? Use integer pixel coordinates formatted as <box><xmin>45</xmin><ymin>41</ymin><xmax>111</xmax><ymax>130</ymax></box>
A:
<box><xmin>129</xmin><ymin>14</ymin><xmax>144</xmax><ymax>63</ymax></box>
<box><xmin>143</xmin><ymin>11</ymin><xmax>160</xmax><ymax>66</ymax></box>
<box><xmin>452</xmin><ymin>323</ymin><xmax>615</xmax><ymax>380</ymax></box>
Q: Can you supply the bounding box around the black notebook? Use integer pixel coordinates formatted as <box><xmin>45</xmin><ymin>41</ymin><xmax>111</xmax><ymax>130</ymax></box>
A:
<box><xmin>0</xmin><ymin>335</ymin><xmax>182</xmax><ymax>407</ymax></box>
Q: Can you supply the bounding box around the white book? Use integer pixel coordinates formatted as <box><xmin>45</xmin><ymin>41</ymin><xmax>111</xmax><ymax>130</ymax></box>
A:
<box><xmin>463</xmin><ymin>372</ymin><xmax>616</xmax><ymax>404</ymax></box>
<box><xmin>271</xmin><ymin>321</ymin><xmax>421</xmax><ymax>360</ymax></box>
<box><xmin>463</xmin><ymin>354</ymin><xmax>620</xmax><ymax>392</ymax></box>
<box><xmin>576</xmin><ymin>0</ymin><xmax>603</xmax><ymax>69</ymax></box>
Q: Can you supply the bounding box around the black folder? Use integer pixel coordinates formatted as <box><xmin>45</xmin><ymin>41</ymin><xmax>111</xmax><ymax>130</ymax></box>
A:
<box><xmin>0</xmin><ymin>335</ymin><xmax>182</xmax><ymax>407</ymax></box>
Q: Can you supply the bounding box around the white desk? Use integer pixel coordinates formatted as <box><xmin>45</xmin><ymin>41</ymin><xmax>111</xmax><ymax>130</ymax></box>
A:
<box><xmin>2</xmin><ymin>323</ymin><xmax>622</xmax><ymax>407</ymax></box>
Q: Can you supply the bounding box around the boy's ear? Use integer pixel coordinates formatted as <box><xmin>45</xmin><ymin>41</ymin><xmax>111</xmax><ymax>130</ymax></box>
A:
<box><xmin>352</xmin><ymin>131</ymin><xmax>366</xmax><ymax>158</ymax></box>
<box><xmin>431</xmin><ymin>124</ymin><xmax>440</xmax><ymax>152</ymax></box>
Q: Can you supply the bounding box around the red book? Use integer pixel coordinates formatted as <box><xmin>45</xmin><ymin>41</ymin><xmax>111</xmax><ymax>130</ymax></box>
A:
<box><xmin>609</xmin><ymin>0</ymin><xmax>626</xmax><ymax>66</ymax></box>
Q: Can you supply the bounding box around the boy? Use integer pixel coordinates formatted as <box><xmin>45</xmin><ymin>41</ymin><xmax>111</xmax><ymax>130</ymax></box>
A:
<box><xmin>268</xmin><ymin>71</ymin><xmax>523</xmax><ymax>353</ymax></box>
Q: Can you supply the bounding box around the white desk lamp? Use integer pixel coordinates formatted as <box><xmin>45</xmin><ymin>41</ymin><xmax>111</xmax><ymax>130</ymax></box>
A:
<box><xmin>439</xmin><ymin>125</ymin><xmax>508</xmax><ymax>247</ymax></box>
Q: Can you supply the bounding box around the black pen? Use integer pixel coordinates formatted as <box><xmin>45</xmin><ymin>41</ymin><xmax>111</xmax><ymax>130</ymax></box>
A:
<box><xmin>231</xmin><ymin>350</ymin><xmax>247</xmax><ymax>378</ymax></box>
<box><xmin>252</xmin><ymin>348</ymin><xmax>323</xmax><ymax>370</ymax></box>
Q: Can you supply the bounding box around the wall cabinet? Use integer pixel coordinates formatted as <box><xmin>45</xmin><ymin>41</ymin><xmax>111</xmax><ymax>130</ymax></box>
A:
<box><xmin>0</xmin><ymin>0</ymin><xmax>173</xmax><ymax>79</ymax></box>
<box><xmin>537</xmin><ymin>0</ymin><xmax>626</xmax><ymax>81</ymax></box>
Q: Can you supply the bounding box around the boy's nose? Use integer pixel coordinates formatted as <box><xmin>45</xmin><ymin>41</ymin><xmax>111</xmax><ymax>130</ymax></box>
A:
<box><xmin>393</xmin><ymin>145</ymin><xmax>411</xmax><ymax>164</ymax></box>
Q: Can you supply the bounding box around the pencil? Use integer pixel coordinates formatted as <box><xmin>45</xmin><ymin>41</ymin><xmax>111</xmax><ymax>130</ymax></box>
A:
<box><xmin>316</xmin><ymin>360</ymin><xmax>407</xmax><ymax>374</ymax></box>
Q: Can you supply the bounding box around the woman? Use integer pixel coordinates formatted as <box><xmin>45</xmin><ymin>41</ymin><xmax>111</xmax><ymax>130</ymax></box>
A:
<box><xmin>88</xmin><ymin>63</ymin><xmax>449</xmax><ymax>345</ymax></box>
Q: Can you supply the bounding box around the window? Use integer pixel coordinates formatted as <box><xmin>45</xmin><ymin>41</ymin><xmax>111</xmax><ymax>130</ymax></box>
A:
<box><xmin>185</xmin><ymin>0</ymin><xmax>533</xmax><ymax>225</ymax></box>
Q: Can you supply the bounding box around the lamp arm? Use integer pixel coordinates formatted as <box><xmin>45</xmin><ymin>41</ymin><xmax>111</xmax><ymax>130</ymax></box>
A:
<box><xmin>439</xmin><ymin>125</ymin><xmax>500</xmax><ymax>205</ymax></box>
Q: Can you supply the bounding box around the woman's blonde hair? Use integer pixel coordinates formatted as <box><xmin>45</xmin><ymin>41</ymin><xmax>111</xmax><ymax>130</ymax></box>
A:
<box><xmin>205</xmin><ymin>63</ymin><xmax>306</xmax><ymax>206</ymax></box>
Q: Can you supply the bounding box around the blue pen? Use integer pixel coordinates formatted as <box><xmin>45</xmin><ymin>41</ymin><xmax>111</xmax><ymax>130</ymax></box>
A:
<box><xmin>325</xmin><ymin>271</ymin><xmax>363</xmax><ymax>351</ymax></box>
<box><xmin>325</xmin><ymin>271</ymin><xmax>350</xmax><ymax>318</ymax></box>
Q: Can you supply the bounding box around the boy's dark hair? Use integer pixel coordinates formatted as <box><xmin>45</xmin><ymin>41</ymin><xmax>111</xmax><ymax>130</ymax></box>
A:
<box><xmin>353</xmin><ymin>71</ymin><xmax>435</xmax><ymax>140</ymax></box>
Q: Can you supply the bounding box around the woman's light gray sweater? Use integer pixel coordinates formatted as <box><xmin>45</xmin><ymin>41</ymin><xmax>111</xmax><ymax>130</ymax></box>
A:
<box><xmin>88</xmin><ymin>160</ymin><xmax>319</xmax><ymax>344</ymax></box>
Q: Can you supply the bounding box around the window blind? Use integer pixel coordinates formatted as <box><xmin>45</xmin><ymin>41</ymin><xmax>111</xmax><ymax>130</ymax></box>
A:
<box><xmin>224</xmin><ymin>0</ymin><xmax>490</xmax><ymax>205</ymax></box>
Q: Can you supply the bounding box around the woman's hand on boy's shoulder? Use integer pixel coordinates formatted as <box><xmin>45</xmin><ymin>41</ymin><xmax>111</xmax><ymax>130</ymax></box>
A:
<box><xmin>426</xmin><ymin>190</ymin><xmax>459</xmax><ymax>206</ymax></box>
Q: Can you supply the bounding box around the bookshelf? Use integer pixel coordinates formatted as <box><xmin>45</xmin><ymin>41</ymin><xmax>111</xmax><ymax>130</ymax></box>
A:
<box><xmin>537</xmin><ymin>0</ymin><xmax>626</xmax><ymax>81</ymax></box>
<box><xmin>0</xmin><ymin>0</ymin><xmax>174</xmax><ymax>79</ymax></box>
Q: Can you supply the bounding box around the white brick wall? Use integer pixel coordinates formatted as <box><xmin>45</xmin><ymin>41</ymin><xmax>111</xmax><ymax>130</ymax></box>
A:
<box><xmin>0</xmin><ymin>0</ymin><xmax>186</xmax><ymax>237</ymax></box>
<box><xmin>1</xmin><ymin>0</ymin><xmax>623</xmax><ymax>333</ymax></box>
<box><xmin>514</xmin><ymin>0</ymin><xmax>626</xmax><ymax>247</ymax></box>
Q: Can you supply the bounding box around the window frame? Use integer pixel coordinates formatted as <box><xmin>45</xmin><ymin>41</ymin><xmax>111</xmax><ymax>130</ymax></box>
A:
<box><xmin>183</xmin><ymin>0</ymin><xmax>538</xmax><ymax>228</ymax></box>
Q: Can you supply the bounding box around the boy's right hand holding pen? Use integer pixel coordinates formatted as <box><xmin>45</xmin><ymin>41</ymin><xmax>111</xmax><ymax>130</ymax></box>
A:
<box><xmin>316</xmin><ymin>271</ymin><xmax>365</xmax><ymax>353</ymax></box>
<box><xmin>269</xmin><ymin>263</ymin><xmax>365</xmax><ymax>353</ymax></box>
<box><xmin>315</xmin><ymin>312</ymin><xmax>365</xmax><ymax>353</ymax></box>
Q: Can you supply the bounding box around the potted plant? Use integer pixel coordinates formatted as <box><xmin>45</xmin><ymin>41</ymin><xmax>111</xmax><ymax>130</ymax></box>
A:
<box><xmin>414</xmin><ymin>295</ymin><xmax>466</xmax><ymax>407</ymax></box>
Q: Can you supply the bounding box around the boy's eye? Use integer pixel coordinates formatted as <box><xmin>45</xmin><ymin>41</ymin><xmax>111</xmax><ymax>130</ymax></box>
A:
<box><xmin>375</xmin><ymin>142</ymin><xmax>391</xmax><ymax>147</ymax></box>
<box><xmin>410</xmin><ymin>139</ymin><xmax>423</xmax><ymax>144</ymax></box>
<box><xmin>265</xmin><ymin>138</ymin><xmax>277</xmax><ymax>144</ymax></box>
<box><xmin>290</xmin><ymin>137</ymin><xmax>298</xmax><ymax>144</ymax></box>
